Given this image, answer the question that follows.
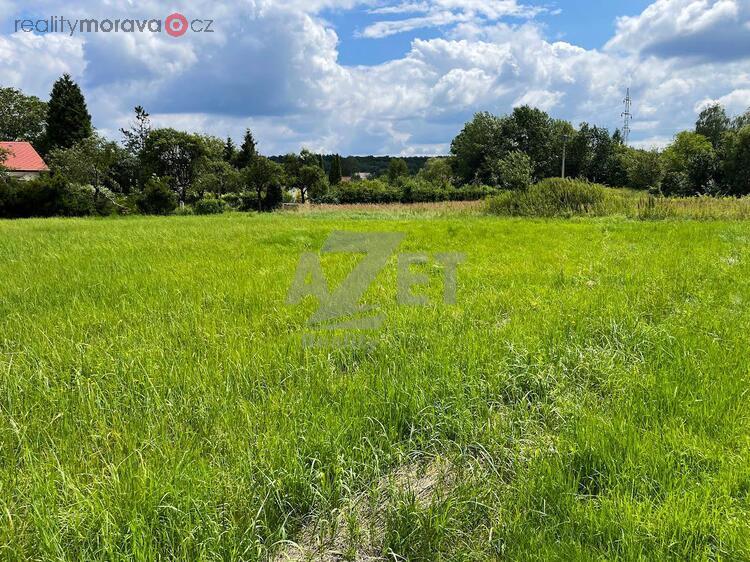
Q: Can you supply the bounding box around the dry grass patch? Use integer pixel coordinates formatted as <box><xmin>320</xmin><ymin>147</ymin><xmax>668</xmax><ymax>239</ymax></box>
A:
<box><xmin>274</xmin><ymin>457</ymin><xmax>457</xmax><ymax>561</ymax></box>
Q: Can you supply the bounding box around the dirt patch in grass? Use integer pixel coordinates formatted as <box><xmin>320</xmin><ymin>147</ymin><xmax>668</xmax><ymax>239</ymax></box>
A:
<box><xmin>274</xmin><ymin>457</ymin><xmax>456</xmax><ymax>561</ymax></box>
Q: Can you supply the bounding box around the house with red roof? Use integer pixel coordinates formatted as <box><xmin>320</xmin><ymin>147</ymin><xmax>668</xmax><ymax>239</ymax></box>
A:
<box><xmin>0</xmin><ymin>141</ymin><xmax>49</xmax><ymax>181</ymax></box>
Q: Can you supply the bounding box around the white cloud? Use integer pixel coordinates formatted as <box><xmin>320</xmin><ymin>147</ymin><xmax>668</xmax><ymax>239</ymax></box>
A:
<box><xmin>370</xmin><ymin>2</ymin><xmax>431</xmax><ymax>15</ymax></box>
<box><xmin>695</xmin><ymin>88</ymin><xmax>750</xmax><ymax>114</ymax></box>
<box><xmin>360</xmin><ymin>11</ymin><xmax>471</xmax><ymax>38</ymax></box>
<box><xmin>362</xmin><ymin>0</ymin><xmax>544</xmax><ymax>38</ymax></box>
<box><xmin>631</xmin><ymin>136</ymin><xmax>672</xmax><ymax>149</ymax></box>
<box><xmin>0</xmin><ymin>32</ymin><xmax>86</xmax><ymax>97</ymax></box>
<box><xmin>514</xmin><ymin>89</ymin><xmax>564</xmax><ymax>111</ymax></box>
<box><xmin>606</xmin><ymin>0</ymin><xmax>750</xmax><ymax>61</ymax></box>
<box><xmin>1</xmin><ymin>0</ymin><xmax>749</xmax><ymax>155</ymax></box>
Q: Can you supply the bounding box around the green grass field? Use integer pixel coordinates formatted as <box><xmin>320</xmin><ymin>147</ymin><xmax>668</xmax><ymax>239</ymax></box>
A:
<box><xmin>1</xmin><ymin>211</ymin><xmax>749</xmax><ymax>560</ymax></box>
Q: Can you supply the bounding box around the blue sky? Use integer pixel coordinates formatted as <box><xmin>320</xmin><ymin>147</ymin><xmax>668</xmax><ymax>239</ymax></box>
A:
<box><xmin>328</xmin><ymin>1</ymin><xmax>655</xmax><ymax>66</ymax></box>
<box><xmin>1</xmin><ymin>0</ymin><xmax>749</xmax><ymax>154</ymax></box>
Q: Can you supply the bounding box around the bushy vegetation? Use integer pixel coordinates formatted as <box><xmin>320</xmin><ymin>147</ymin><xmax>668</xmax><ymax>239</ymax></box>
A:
<box><xmin>315</xmin><ymin>177</ymin><xmax>491</xmax><ymax>204</ymax></box>
<box><xmin>135</xmin><ymin>177</ymin><xmax>178</xmax><ymax>215</ymax></box>
<box><xmin>2</xmin><ymin>75</ymin><xmax>750</xmax><ymax>219</ymax></box>
<box><xmin>270</xmin><ymin>154</ymin><xmax>432</xmax><ymax>178</ymax></box>
<box><xmin>0</xmin><ymin>174</ymin><xmax>108</xmax><ymax>218</ymax></box>
<box><xmin>453</xmin><ymin>104</ymin><xmax>750</xmax><ymax>197</ymax></box>
<box><xmin>487</xmin><ymin>178</ymin><xmax>608</xmax><ymax>217</ymax></box>
<box><xmin>193</xmin><ymin>197</ymin><xmax>227</xmax><ymax>215</ymax></box>
<box><xmin>487</xmin><ymin>179</ymin><xmax>750</xmax><ymax>221</ymax></box>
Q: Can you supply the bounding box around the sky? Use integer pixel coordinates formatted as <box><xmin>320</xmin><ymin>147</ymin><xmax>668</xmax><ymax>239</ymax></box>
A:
<box><xmin>0</xmin><ymin>0</ymin><xmax>749</xmax><ymax>155</ymax></box>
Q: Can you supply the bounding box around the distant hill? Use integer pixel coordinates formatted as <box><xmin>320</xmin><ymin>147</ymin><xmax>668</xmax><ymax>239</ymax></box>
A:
<box><xmin>270</xmin><ymin>155</ymin><xmax>439</xmax><ymax>177</ymax></box>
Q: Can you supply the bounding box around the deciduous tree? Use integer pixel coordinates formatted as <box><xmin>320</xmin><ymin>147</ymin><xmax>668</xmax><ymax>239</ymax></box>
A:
<box><xmin>142</xmin><ymin>128</ymin><xmax>206</xmax><ymax>205</ymax></box>
<box><xmin>661</xmin><ymin>131</ymin><xmax>715</xmax><ymax>195</ymax></box>
<box><xmin>418</xmin><ymin>157</ymin><xmax>454</xmax><ymax>188</ymax></box>
<box><xmin>487</xmin><ymin>151</ymin><xmax>532</xmax><ymax>191</ymax></box>
<box><xmin>388</xmin><ymin>158</ymin><xmax>409</xmax><ymax>183</ymax></box>
<box><xmin>695</xmin><ymin>104</ymin><xmax>730</xmax><ymax>148</ymax></box>
<box><xmin>48</xmin><ymin>135</ymin><xmax>119</xmax><ymax>201</ymax></box>
<box><xmin>721</xmin><ymin>126</ymin><xmax>750</xmax><ymax>195</ymax></box>
<box><xmin>242</xmin><ymin>156</ymin><xmax>284</xmax><ymax>211</ymax></box>
<box><xmin>298</xmin><ymin>164</ymin><xmax>327</xmax><ymax>203</ymax></box>
<box><xmin>622</xmin><ymin>148</ymin><xmax>664</xmax><ymax>190</ymax></box>
<box><xmin>0</xmin><ymin>87</ymin><xmax>47</xmax><ymax>148</ymax></box>
<box><xmin>450</xmin><ymin>112</ymin><xmax>506</xmax><ymax>185</ymax></box>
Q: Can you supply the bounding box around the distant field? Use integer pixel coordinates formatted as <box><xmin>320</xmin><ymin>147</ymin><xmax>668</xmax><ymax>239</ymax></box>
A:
<box><xmin>1</xmin><ymin>212</ymin><xmax>749</xmax><ymax>560</ymax></box>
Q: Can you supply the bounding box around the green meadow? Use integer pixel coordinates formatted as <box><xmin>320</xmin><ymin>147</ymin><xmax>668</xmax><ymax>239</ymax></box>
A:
<box><xmin>1</xmin><ymin>211</ymin><xmax>749</xmax><ymax>560</ymax></box>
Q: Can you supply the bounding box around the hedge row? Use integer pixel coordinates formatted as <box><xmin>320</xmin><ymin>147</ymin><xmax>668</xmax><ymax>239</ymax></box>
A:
<box><xmin>316</xmin><ymin>178</ymin><xmax>491</xmax><ymax>204</ymax></box>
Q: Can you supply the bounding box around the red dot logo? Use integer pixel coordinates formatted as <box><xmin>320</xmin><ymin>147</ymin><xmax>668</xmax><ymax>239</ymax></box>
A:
<box><xmin>165</xmin><ymin>13</ymin><xmax>188</xmax><ymax>37</ymax></box>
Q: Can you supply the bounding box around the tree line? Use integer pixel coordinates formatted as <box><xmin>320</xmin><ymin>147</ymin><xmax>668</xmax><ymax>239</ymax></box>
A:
<box><xmin>0</xmin><ymin>75</ymin><xmax>480</xmax><ymax>216</ymax></box>
<box><xmin>1</xmin><ymin>75</ymin><xmax>329</xmax><ymax>216</ymax></box>
<box><xmin>449</xmin><ymin>104</ymin><xmax>750</xmax><ymax>196</ymax></box>
<box><xmin>2</xmin><ymin>74</ymin><xmax>750</xmax><ymax>218</ymax></box>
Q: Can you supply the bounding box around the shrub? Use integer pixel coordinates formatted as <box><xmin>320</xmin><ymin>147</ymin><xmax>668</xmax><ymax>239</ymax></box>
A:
<box><xmin>449</xmin><ymin>185</ymin><xmax>492</xmax><ymax>201</ymax></box>
<box><xmin>660</xmin><ymin>170</ymin><xmax>692</xmax><ymax>197</ymax></box>
<box><xmin>221</xmin><ymin>193</ymin><xmax>241</xmax><ymax>209</ymax></box>
<box><xmin>236</xmin><ymin>186</ymin><xmax>283</xmax><ymax>212</ymax></box>
<box><xmin>310</xmin><ymin>177</ymin><xmax>492</xmax><ymax>206</ymax></box>
<box><xmin>263</xmin><ymin>183</ymin><xmax>283</xmax><ymax>211</ymax></box>
<box><xmin>137</xmin><ymin>177</ymin><xmax>178</xmax><ymax>215</ymax></box>
<box><xmin>400</xmin><ymin>178</ymin><xmax>448</xmax><ymax>203</ymax></box>
<box><xmin>0</xmin><ymin>178</ymin><xmax>17</xmax><ymax>216</ymax></box>
<box><xmin>117</xmin><ymin>194</ymin><xmax>140</xmax><ymax>215</ymax></box>
<box><xmin>315</xmin><ymin>191</ymin><xmax>340</xmax><ymax>204</ymax></box>
<box><xmin>0</xmin><ymin>174</ymin><xmax>97</xmax><ymax>218</ymax></box>
<box><xmin>486</xmin><ymin>178</ymin><xmax>608</xmax><ymax>217</ymax></box>
<box><xmin>93</xmin><ymin>189</ymin><xmax>117</xmax><ymax>216</ymax></box>
<box><xmin>308</xmin><ymin>177</ymin><xmax>330</xmax><ymax>202</ymax></box>
<box><xmin>194</xmin><ymin>197</ymin><xmax>227</xmax><ymax>215</ymax></box>
<box><xmin>335</xmin><ymin>179</ymin><xmax>401</xmax><ymax>204</ymax></box>
<box><xmin>238</xmin><ymin>191</ymin><xmax>260</xmax><ymax>211</ymax></box>
<box><xmin>322</xmin><ymin>178</ymin><xmax>493</xmax><ymax>205</ymax></box>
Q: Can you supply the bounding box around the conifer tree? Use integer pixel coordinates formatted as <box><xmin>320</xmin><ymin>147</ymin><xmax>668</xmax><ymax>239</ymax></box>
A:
<box><xmin>45</xmin><ymin>74</ymin><xmax>92</xmax><ymax>151</ymax></box>
<box><xmin>234</xmin><ymin>129</ymin><xmax>257</xmax><ymax>169</ymax></box>
<box><xmin>224</xmin><ymin>137</ymin><xmax>237</xmax><ymax>163</ymax></box>
<box><xmin>329</xmin><ymin>154</ymin><xmax>342</xmax><ymax>185</ymax></box>
<box><xmin>120</xmin><ymin>106</ymin><xmax>151</xmax><ymax>156</ymax></box>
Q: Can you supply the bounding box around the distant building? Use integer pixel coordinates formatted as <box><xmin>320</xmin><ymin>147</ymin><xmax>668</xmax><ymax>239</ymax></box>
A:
<box><xmin>341</xmin><ymin>173</ymin><xmax>371</xmax><ymax>183</ymax></box>
<box><xmin>0</xmin><ymin>141</ymin><xmax>49</xmax><ymax>180</ymax></box>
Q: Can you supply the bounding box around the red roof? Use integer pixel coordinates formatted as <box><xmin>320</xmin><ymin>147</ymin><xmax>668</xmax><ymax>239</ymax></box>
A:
<box><xmin>0</xmin><ymin>141</ymin><xmax>49</xmax><ymax>172</ymax></box>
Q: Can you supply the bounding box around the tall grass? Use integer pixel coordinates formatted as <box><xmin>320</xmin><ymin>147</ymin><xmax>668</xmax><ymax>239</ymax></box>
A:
<box><xmin>487</xmin><ymin>178</ymin><xmax>750</xmax><ymax>220</ymax></box>
<box><xmin>1</xmin><ymin>213</ymin><xmax>749</xmax><ymax>559</ymax></box>
<box><xmin>486</xmin><ymin>178</ymin><xmax>610</xmax><ymax>217</ymax></box>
